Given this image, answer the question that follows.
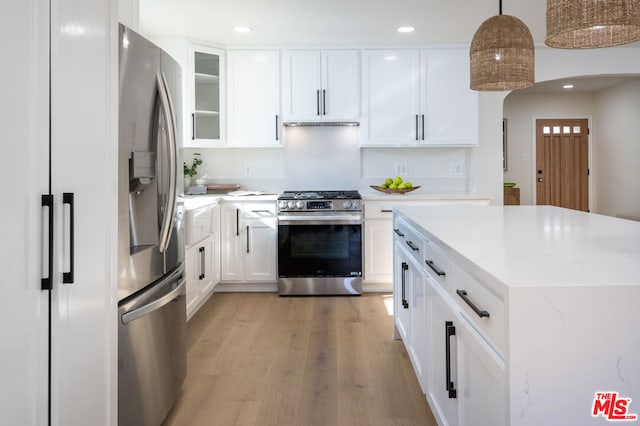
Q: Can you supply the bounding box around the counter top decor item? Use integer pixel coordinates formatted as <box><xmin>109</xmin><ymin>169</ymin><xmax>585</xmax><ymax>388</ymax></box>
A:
<box><xmin>370</xmin><ymin>185</ymin><xmax>421</xmax><ymax>194</ymax></box>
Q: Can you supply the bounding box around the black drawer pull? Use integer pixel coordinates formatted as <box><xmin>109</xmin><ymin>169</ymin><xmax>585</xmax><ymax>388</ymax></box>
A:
<box><xmin>381</xmin><ymin>209</ymin><xmax>393</xmax><ymax>213</ymax></box>
<box><xmin>456</xmin><ymin>289</ymin><xmax>490</xmax><ymax>318</ymax></box>
<box><xmin>394</xmin><ymin>228</ymin><xmax>404</xmax><ymax>237</ymax></box>
<box><xmin>406</xmin><ymin>241</ymin><xmax>419</xmax><ymax>251</ymax></box>
<box><xmin>425</xmin><ymin>259</ymin><xmax>446</xmax><ymax>276</ymax></box>
<box><xmin>401</xmin><ymin>262</ymin><xmax>409</xmax><ymax>309</ymax></box>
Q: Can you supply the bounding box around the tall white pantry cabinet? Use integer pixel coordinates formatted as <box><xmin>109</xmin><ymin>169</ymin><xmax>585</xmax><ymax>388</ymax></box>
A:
<box><xmin>1</xmin><ymin>0</ymin><xmax>117</xmax><ymax>425</ymax></box>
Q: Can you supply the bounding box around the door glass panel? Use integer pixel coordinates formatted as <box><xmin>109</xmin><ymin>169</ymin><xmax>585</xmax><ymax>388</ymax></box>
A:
<box><xmin>193</xmin><ymin>52</ymin><xmax>220</xmax><ymax>140</ymax></box>
<box><xmin>553</xmin><ymin>126</ymin><xmax>561</xmax><ymax>134</ymax></box>
<box><xmin>573</xmin><ymin>126</ymin><xmax>581</xmax><ymax>133</ymax></box>
<box><xmin>543</xmin><ymin>126</ymin><xmax>551</xmax><ymax>134</ymax></box>
<box><xmin>563</xmin><ymin>126</ymin><xmax>570</xmax><ymax>134</ymax></box>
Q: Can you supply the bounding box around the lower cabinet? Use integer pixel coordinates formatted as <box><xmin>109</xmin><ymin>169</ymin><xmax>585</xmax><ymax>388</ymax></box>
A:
<box><xmin>220</xmin><ymin>201</ymin><xmax>277</xmax><ymax>283</ymax></box>
<box><xmin>394</xmin><ymin>213</ymin><xmax>506</xmax><ymax>426</ymax></box>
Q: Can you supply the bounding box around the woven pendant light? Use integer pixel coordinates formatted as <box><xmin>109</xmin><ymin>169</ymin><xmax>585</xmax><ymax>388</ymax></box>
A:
<box><xmin>546</xmin><ymin>0</ymin><xmax>640</xmax><ymax>48</ymax></box>
<box><xmin>470</xmin><ymin>0</ymin><xmax>535</xmax><ymax>91</ymax></box>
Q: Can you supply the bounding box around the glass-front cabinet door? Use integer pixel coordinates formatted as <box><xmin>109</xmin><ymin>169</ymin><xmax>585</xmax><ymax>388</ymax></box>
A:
<box><xmin>188</xmin><ymin>45</ymin><xmax>225</xmax><ymax>146</ymax></box>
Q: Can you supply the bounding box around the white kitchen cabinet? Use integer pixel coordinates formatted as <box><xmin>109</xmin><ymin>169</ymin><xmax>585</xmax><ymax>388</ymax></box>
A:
<box><xmin>393</xmin><ymin>240</ymin><xmax>412</xmax><ymax>342</ymax></box>
<box><xmin>361</xmin><ymin>49</ymin><xmax>478</xmax><ymax>147</ymax></box>
<box><xmin>227</xmin><ymin>50</ymin><xmax>281</xmax><ymax>147</ymax></box>
<box><xmin>283</xmin><ymin>50</ymin><xmax>360</xmax><ymax>122</ymax></box>
<box><xmin>221</xmin><ymin>201</ymin><xmax>277</xmax><ymax>283</ymax></box>
<box><xmin>189</xmin><ymin>44</ymin><xmax>225</xmax><ymax>146</ymax></box>
<box><xmin>1</xmin><ymin>0</ymin><xmax>116</xmax><ymax>423</ymax></box>
<box><xmin>184</xmin><ymin>202</ymin><xmax>220</xmax><ymax>319</ymax></box>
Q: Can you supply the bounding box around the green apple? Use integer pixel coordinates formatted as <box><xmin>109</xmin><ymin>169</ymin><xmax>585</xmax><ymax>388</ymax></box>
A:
<box><xmin>398</xmin><ymin>183</ymin><xmax>407</xmax><ymax>189</ymax></box>
<box><xmin>384</xmin><ymin>178</ymin><xmax>393</xmax><ymax>186</ymax></box>
<box><xmin>389</xmin><ymin>183</ymin><xmax>398</xmax><ymax>189</ymax></box>
<box><xmin>394</xmin><ymin>176</ymin><xmax>403</xmax><ymax>185</ymax></box>
<box><xmin>404</xmin><ymin>181</ymin><xmax>413</xmax><ymax>188</ymax></box>
<box><xmin>380</xmin><ymin>183</ymin><xmax>388</xmax><ymax>189</ymax></box>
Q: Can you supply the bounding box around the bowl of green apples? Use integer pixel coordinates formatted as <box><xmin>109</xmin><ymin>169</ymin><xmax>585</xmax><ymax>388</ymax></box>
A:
<box><xmin>371</xmin><ymin>177</ymin><xmax>420</xmax><ymax>194</ymax></box>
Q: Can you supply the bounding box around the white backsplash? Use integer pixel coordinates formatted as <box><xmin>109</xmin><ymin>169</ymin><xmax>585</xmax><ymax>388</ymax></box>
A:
<box><xmin>183</xmin><ymin>127</ymin><xmax>470</xmax><ymax>193</ymax></box>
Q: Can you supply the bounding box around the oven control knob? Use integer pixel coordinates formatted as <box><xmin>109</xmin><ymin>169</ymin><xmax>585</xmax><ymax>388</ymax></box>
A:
<box><xmin>278</xmin><ymin>200</ymin><xmax>288</xmax><ymax>210</ymax></box>
<box><xmin>296</xmin><ymin>201</ymin><xmax>304</xmax><ymax>209</ymax></box>
<box><xmin>287</xmin><ymin>201</ymin><xmax>296</xmax><ymax>209</ymax></box>
<box><xmin>352</xmin><ymin>200</ymin><xmax>361</xmax><ymax>209</ymax></box>
<box><xmin>342</xmin><ymin>201</ymin><xmax>351</xmax><ymax>209</ymax></box>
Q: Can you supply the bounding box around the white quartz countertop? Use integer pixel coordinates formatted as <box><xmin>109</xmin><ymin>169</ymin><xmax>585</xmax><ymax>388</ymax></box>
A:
<box><xmin>179</xmin><ymin>193</ymin><xmax>278</xmax><ymax>210</ymax></box>
<box><xmin>396</xmin><ymin>205</ymin><xmax>640</xmax><ymax>288</ymax></box>
<box><xmin>361</xmin><ymin>189</ymin><xmax>493</xmax><ymax>202</ymax></box>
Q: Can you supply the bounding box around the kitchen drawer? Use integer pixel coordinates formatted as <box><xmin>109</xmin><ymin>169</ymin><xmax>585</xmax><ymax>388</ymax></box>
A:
<box><xmin>453</xmin><ymin>266</ymin><xmax>505</xmax><ymax>354</ymax></box>
<box><xmin>364</xmin><ymin>201</ymin><xmax>396</xmax><ymax>219</ymax></box>
<box><xmin>185</xmin><ymin>204</ymin><xmax>214</xmax><ymax>246</ymax></box>
<box><xmin>422</xmin><ymin>239</ymin><xmax>454</xmax><ymax>290</ymax></box>
<box><xmin>242</xmin><ymin>202</ymin><xmax>276</xmax><ymax>219</ymax></box>
<box><xmin>393</xmin><ymin>216</ymin><xmax>424</xmax><ymax>264</ymax></box>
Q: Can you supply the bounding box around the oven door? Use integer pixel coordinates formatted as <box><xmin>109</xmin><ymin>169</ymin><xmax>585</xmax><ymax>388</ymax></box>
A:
<box><xmin>278</xmin><ymin>214</ymin><xmax>362</xmax><ymax>278</ymax></box>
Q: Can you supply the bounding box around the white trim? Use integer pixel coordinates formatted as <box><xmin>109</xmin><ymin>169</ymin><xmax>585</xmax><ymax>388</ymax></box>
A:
<box><xmin>530</xmin><ymin>115</ymin><xmax>593</xmax><ymax>212</ymax></box>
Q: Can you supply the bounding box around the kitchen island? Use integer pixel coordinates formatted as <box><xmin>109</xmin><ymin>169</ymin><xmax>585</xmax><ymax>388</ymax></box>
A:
<box><xmin>393</xmin><ymin>205</ymin><xmax>640</xmax><ymax>426</ymax></box>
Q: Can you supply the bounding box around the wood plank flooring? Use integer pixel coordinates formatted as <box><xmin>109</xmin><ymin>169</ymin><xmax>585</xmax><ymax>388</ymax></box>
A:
<box><xmin>163</xmin><ymin>293</ymin><xmax>437</xmax><ymax>426</ymax></box>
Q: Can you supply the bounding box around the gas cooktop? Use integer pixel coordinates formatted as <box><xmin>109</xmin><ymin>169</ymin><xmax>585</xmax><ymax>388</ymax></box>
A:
<box><xmin>278</xmin><ymin>190</ymin><xmax>361</xmax><ymax>200</ymax></box>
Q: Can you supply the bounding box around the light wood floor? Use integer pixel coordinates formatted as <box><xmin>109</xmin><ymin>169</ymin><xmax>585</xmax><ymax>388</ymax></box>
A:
<box><xmin>163</xmin><ymin>293</ymin><xmax>437</xmax><ymax>426</ymax></box>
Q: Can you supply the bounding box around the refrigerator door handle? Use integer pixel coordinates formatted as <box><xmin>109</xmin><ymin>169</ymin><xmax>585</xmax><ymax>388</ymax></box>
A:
<box><xmin>62</xmin><ymin>192</ymin><xmax>75</xmax><ymax>283</ymax></box>
<box><xmin>156</xmin><ymin>72</ymin><xmax>178</xmax><ymax>253</ymax></box>
<box><xmin>121</xmin><ymin>275</ymin><xmax>185</xmax><ymax>325</ymax></box>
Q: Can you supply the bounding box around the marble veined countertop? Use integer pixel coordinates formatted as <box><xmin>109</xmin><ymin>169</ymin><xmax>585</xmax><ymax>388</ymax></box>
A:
<box><xmin>396</xmin><ymin>205</ymin><xmax>640</xmax><ymax>288</ymax></box>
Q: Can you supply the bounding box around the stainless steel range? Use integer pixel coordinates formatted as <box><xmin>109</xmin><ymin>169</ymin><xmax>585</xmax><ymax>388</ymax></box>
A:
<box><xmin>277</xmin><ymin>190</ymin><xmax>362</xmax><ymax>296</ymax></box>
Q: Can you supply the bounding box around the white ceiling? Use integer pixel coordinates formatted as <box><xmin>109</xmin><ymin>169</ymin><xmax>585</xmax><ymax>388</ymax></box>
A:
<box><xmin>139</xmin><ymin>0</ymin><xmax>547</xmax><ymax>47</ymax></box>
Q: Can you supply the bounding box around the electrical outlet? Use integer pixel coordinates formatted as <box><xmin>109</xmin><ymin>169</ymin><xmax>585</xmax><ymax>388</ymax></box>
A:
<box><xmin>243</xmin><ymin>163</ymin><xmax>252</xmax><ymax>177</ymax></box>
<box><xmin>394</xmin><ymin>162</ymin><xmax>408</xmax><ymax>176</ymax></box>
<box><xmin>449</xmin><ymin>162</ymin><xmax>464</xmax><ymax>176</ymax></box>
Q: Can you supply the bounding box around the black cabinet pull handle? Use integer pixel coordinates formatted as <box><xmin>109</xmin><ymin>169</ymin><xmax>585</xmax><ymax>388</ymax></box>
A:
<box><xmin>191</xmin><ymin>113</ymin><xmax>196</xmax><ymax>140</ymax></box>
<box><xmin>322</xmin><ymin>89</ymin><xmax>326</xmax><ymax>115</ymax></box>
<box><xmin>401</xmin><ymin>262</ymin><xmax>409</xmax><ymax>309</ymax></box>
<box><xmin>41</xmin><ymin>194</ymin><xmax>53</xmax><ymax>290</ymax></box>
<box><xmin>381</xmin><ymin>209</ymin><xmax>393</xmax><ymax>213</ymax></box>
<box><xmin>246</xmin><ymin>225</ymin><xmax>250</xmax><ymax>253</ymax></box>
<box><xmin>275</xmin><ymin>115</ymin><xmax>279</xmax><ymax>141</ymax></box>
<box><xmin>236</xmin><ymin>208</ymin><xmax>240</xmax><ymax>236</ymax></box>
<box><xmin>456</xmin><ymin>289</ymin><xmax>490</xmax><ymax>318</ymax></box>
<box><xmin>425</xmin><ymin>259</ymin><xmax>446</xmax><ymax>277</ymax></box>
<box><xmin>406</xmin><ymin>241</ymin><xmax>419</xmax><ymax>251</ymax></box>
<box><xmin>316</xmin><ymin>90</ymin><xmax>321</xmax><ymax>116</ymax></box>
<box><xmin>421</xmin><ymin>114</ymin><xmax>425</xmax><ymax>140</ymax></box>
<box><xmin>445</xmin><ymin>321</ymin><xmax>457</xmax><ymax>399</ymax></box>
<box><xmin>62</xmin><ymin>193</ymin><xmax>74</xmax><ymax>284</ymax></box>
<box><xmin>394</xmin><ymin>228</ymin><xmax>404</xmax><ymax>237</ymax></box>
<box><xmin>415</xmin><ymin>115</ymin><xmax>419</xmax><ymax>140</ymax></box>
<box><xmin>199</xmin><ymin>246</ymin><xmax>205</xmax><ymax>280</ymax></box>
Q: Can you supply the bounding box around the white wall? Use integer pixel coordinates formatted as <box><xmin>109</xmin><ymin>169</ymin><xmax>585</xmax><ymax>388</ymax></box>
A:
<box><xmin>593</xmin><ymin>80</ymin><xmax>640</xmax><ymax>217</ymax></box>
<box><xmin>503</xmin><ymin>92</ymin><xmax>596</xmax><ymax>205</ymax></box>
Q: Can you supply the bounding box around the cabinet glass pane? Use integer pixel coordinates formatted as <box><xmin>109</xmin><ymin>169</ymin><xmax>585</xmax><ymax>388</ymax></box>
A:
<box><xmin>193</xmin><ymin>52</ymin><xmax>220</xmax><ymax>140</ymax></box>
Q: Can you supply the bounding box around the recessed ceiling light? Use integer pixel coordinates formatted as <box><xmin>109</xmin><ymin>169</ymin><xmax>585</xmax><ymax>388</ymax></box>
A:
<box><xmin>233</xmin><ymin>26</ymin><xmax>252</xmax><ymax>33</ymax></box>
<box><xmin>397</xmin><ymin>26</ymin><xmax>415</xmax><ymax>33</ymax></box>
<box><xmin>563</xmin><ymin>84</ymin><xmax>574</xmax><ymax>89</ymax></box>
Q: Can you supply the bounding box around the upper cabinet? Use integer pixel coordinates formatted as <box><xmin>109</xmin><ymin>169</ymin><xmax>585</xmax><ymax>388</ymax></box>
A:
<box><xmin>188</xmin><ymin>45</ymin><xmax>225</xmax><ymax>147</ymax></box>
<box><xmin>283</xmin><ymin>50</ymin><xmax>360</xmax><ymax>122</ymax></box>
<box><xmin>227</xmin><ymin>50</ymin><xmax>281</xmax><ymax>147</ymax></box>
<box><xmin>361</xmin><ymin>48</ymin><xmax>478</xmax><ymax>147</ymax></box>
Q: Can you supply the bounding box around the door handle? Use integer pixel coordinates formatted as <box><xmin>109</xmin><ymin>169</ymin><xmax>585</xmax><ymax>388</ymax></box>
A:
<box><xmin>394</xmin><ymin>228</ymin><xmax>405</xmax><ymax>237</ymax></box>
<box><xmin>421</xmin><ymin>114</ymin><xmax>425</xmax><ymax>140</ymax></box>
<box><xmin>406</xmin><ymin>241</ymin><xmax>419</xmax><ymax>251</ymax></box>
<box><xmin>537</xmin><ymin>177</ymin><xmax>544</xmax><ymax>182</ymax></box>
<box><xmin>456</xmin><ymin>289</ymin><xmax>490</xmax><ymax>318</ymax></box>
<box><xmin>445</xmin><ymin>321</ymin><xmax>457</xmax><ymax>399</ymax></box>
<box><xmin>199</xmin><ymin>246</ymin><xmax>205</xmax><ymax>279</ymax></box>
<box><xmin>121</xmin><ymin>276</ymin><xmax>185</xmax><ymax>324</ymax></box>
<box><xmin>275</xmin><ymin>114</ymin><xmax>279</xmax><ymax>141</ymax></box>
<box><xmin>62</xmin><ymin>193</ymin><xmax>74</xmax><ymax>283</ymax></box>
<box><xmin>191</xmin><ymin>112</ymin><xmax>196</xmax><ymax>140</ymax></box>
<box><xmin>401</xmin><ymin>262</ymin><xmax>409</xmax><ymax>309</ymax></box>
<box><xmin>246</xmin><ymin>225</ymin><xmax>250</xmax><ymax>253</ymax></box>
<box><xmin>322</xmin><ymin>89</ymin><xmax>326</xmax><ymax>115</ymax></box>
<box><xmin>425</xmin><ymin>259</ymin><xmax>445</xmax><ymax>277</ymax></box>
<box><xmin>415</xmin><ymin>115</ymin><xmax>419</xmax><ymax>141</ymax></box>
<box><xmin>236</xmin><ymin>208</ymin><xmax>240</xmax><ymax>236</ymax></box>
<box><xmin>316</xmin><ymin>90</ymin><xmax>321</xmax><ymax>116</ymax></box>
<box><xmin>41</xmin><ymin>194</ymin><xmax>54</xmax><ymax>290</ymax></box>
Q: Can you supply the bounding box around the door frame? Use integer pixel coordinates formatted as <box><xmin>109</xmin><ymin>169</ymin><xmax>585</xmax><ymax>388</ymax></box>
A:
<box><xmin>530</xmin><ymin>115</ymin><xmax>594</xmax><ymax>211</ymax></box>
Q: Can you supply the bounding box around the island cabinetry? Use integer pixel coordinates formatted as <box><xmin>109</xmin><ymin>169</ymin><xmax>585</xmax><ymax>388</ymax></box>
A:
<box><xmin>220</xmin><ymin>201</ymin><xmax>277</xmax><ymax>284</ymax></box>
<box><xmin>393</xmin><ymin>213</ymin><xmax>506</xmax><ymax>426</ymax></box>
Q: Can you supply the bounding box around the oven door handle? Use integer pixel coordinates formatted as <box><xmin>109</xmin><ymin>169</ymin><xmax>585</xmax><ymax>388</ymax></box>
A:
<box><xmin>278</xmin><ymin>215</ymin><xmax>362</xmax><ymax>225</ymax></box>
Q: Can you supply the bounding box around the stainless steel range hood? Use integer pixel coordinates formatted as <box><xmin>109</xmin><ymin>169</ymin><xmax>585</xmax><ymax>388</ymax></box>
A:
<box><xmin>283</xmin><ymin>121</ymin><xmax>359</xmax><ymax>127</ymax></box>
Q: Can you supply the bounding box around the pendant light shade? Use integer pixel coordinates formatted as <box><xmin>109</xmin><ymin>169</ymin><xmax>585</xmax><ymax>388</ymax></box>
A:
<box><xmin>470</xmin><ymin>14</ymin><xmax>535</xmax><ymax>91</ymax></box>
<box><xmin>546</xmin><ymin>0</ymin><xmax>640</xmax><ymax>48</ymax></box>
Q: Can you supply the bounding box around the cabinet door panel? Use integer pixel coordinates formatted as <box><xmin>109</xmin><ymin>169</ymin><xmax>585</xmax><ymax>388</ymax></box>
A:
<box><xmin>408</xmin><ymin>256</ymin><xmax>428</xmax><ymax>393</ymax></box>
<box><xmin>393</xmin><ymin>242</ymin><xmax>411</xmax><ymax>342</ymax></box>
<box><xmin>421</xmin><ymin>50</ymin><xmax>478</xmax><ymax>146</ymax></box>
<box><xmin>362</xmin><ymin>50</ymin><xmax>420</xmax><ymax>145</ymax></box>
<box><xmin>220</xmin><ymin>204</ymin><xmax>244</xmax><ymax>281</ymax></box>
<box><xmin>185</xmin><ymin>244</ymin><xmax>201</xmax><ymax>319</ymax></box>
<box><xmin>227</xmin><ymin>50</ymin><xmax>280</xmax><ymax>146</ymax></box>
<box><xmin>245</xmin><ymin>220</ymin><xmax>277</xmax><ymax>281</ymax></box>
<box><xmin>283</xmin><ymin>50</ymin><xmax>322</xmax><ymax>121</ymax></box>
<box><xmin>322</xmin><ymin>50</ymin><xmax>360</xmax><ymax>121</ymax></box>
<box><xmin>364</xmin><ymin>219</ymin><xmax>393</xmax><ymax>283</ymax></box>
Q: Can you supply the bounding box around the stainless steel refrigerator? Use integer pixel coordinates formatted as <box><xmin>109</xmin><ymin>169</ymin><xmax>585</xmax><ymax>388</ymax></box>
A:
<box><xmin>117</xmin><ymin>24</ymin><xmax>186</xmax><ymax>426</ymax></box>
